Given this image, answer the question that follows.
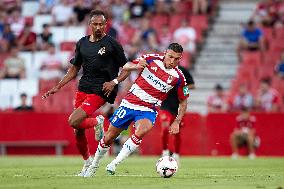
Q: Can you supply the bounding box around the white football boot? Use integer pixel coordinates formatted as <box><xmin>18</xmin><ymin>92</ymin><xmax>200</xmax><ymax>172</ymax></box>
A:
<box><xmin>77</xmin><ymin>156</ymin><xmax>93</xmax><ymax>177</ymax></box>
<box><xmin>106</xmin><ymin>162</ymin><xmax>116</xmax><ymax>175</ymax></box>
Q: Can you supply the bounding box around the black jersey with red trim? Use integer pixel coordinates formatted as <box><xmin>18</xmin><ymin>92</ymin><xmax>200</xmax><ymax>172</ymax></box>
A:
<box><xmin>160</xmin><ymin>66</ymin><xmax>194</xmax><ymax>116</ymax></box>
<box><xmin>70</xmin><ymin>35</ymin><xmax>127</xmax><ymax>103</ymax></box>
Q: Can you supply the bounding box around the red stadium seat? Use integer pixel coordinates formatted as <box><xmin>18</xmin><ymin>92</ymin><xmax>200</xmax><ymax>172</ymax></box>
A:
<box><xmin>274</xmin><ymin>27</ymin><xmax>284</xmax><ymax>40</ymax></box>
<box><xmin>60</xmin><ymin>41</ymin><xmax>76</xmax><ymax>51</ymax></box>
<box><xmin>33</xmin><ymin>95</ymin><xmax>53</xmax><ymax>112</ymax></box>
<box><xmin>169</xmin><ymin>14</ymin><xmax>187</xmax><ymax>33</ymax></box>
<box><xmin>39</xmin><ymin>79</ymin><xmax>60</xmax><ymax>93</ymax></box>
<box><xmin>150</xmin><ymin>14</ymin><xmax>169</xmax><ymax>32</ymax></box>
<box><xmin>51</xmin><ymin>92</ymin><xmax>73</xmax><ymax>113</ymax></box>
<box><xmin>189</xmin><ymin>15</ymin><xmax>209</xmax><ymax>32</ymax></box>
<box><xmin>241</xmin><ymin>51</ymin><xmax>261</xmax><ymax>67</ymax></box>
<box><xmin>269</xmin><ymin>39</ymin><xmax>284</xmax><ymax>53</ymax></box>
<box><xmin>261</xmin><ymin>27</ymin><xmax>273</xmax><ymax>47</ymax></box>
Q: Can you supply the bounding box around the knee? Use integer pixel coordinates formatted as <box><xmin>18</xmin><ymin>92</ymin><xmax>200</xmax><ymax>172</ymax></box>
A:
<box><xmin>103</xmin><ymin>135</ymin><xmax>113</xmax><ymax>146</ymax></box>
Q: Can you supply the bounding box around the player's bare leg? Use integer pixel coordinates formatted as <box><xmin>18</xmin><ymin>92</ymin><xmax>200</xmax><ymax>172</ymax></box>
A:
<box><xmin>230</xmin><ymin>130</ymin><xmax>240</xmax><ymax>159</ymax></box>
<box><xmin>247</xmin><ymin>130</ymin><xmax>256</xmax><ymax>159</ymax></box>
<box><xmin>69</xmin><ymin>108</ymin><xmax>105</xmax><ymax>176</ymax></box>
<box><xmin>106</xmin><ymin>119</ymin><xmax>153</xmax><ymax>175</ymax></box>
<box><xmin>84</xmin><ymin>124</ymin><xmax>123</xmax><ymax>177</ymax></box>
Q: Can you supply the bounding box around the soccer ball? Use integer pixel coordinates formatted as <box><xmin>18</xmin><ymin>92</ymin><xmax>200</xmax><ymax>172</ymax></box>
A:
<box><xmin>156</xmin><ymin>156</ymin><xmax>178</xmax><ymax>178</ymax></box>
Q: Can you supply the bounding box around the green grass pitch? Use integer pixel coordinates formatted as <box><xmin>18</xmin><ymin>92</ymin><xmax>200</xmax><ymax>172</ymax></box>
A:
<box><xmin>0</xmin><ymin>156</ymin><xmax>283</xmax><ymax>189</ymax></box>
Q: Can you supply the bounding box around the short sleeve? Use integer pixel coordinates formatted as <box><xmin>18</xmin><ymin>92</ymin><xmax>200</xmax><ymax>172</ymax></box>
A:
<box><xmin>70</xmin><ymin>40</ymin><xmax>83</xmax><ymax>67</ymax></box>
<box><xmin>112</xmin><ymin>40</ymin><xmax>128</xmax><ymax>68</ymax></box>
<box><xmin>178</xmin><ymin>66</ymin><xmax>194</xmax><ymax>85</ymax></box>
<box><xmin>176</xmin><ymin>71</ymin><xmax>189</xmax><ymax>100</ymax></box>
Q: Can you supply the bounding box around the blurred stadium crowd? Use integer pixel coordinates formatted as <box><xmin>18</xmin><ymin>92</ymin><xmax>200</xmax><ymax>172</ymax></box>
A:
<box><xmin>207</xmin><ymin>0</ymin><xmax>284</xmax><ymax>113</ymax></box>
<box><xmin>0</xmin><ymin>0</ymin><xmax>283</xmax><ymax>114</ymax></box>
<box><xmin>0</xmin><ymin>0</ymin><xmax>218</xmax><ymax>113</ymax></box>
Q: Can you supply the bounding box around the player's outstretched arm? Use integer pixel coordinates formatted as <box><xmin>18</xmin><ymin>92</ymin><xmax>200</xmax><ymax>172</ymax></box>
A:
<box><xmin>169</xmin><ymin>98</ymin><xmax>187</xmax><ymax>135</ymax></box>
<box><xmin>122</xmin><ymin>59</ymin><xmax>148</xmax><ymax>71</ymax></box>
<box><xmin>42</xmin><ymin>65</ymin><xmax>80</xmax><ymax>99</ymax></box>
<box><xmin>102</xmin><ymin>69</ymin><xmax>131</xmax><ymax>97</ymax></box>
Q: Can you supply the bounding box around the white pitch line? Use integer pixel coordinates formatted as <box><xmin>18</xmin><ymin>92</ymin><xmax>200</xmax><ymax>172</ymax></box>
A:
<box><xmin>112</xmin><ymin>174</ymin><xmax>144</xmax><ymax>177</ymax></box>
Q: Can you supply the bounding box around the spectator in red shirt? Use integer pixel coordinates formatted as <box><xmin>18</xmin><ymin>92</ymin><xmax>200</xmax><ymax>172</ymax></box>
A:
<box><xmin>17</xmin><ymin>23</ymin><xmax>37</xmax><ymax>51</ymax></box>
<box><xmin>207</xmin><ymin>84</ymin><xmax>227</xmax><ymax>113</ymax></box>
<box><xmin>255</xmin><ymin>77</ymin><xmax>280</xmax><ymax>112</ymax></box>
<box><xmin>230</xmin><ymin>107</ymin><xmax>258</xmax><ymax>159</ymax></box>
<box><xmin>231</xmin><ymin>84</ymin><xmax>254</xmax><ymax>112</ymax></box>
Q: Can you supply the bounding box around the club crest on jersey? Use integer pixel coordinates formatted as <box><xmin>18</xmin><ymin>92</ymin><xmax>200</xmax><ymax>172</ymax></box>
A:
<box><xmin>151</xmin><ymin>66</ymin><xmax>157</xmax><ymax>72</ymax></box>
<box><xmin>98</xmin><ymin>47</ymin><xmax>106</xmax><ymax>55</ymax></box>
<box><xmin>167</xmin><ymin>76</ymin><xmax>173</xmax><ymax>84</ymax></box>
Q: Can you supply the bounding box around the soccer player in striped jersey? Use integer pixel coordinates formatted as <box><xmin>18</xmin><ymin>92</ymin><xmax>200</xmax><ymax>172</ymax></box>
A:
<box><xmin>84</xmin><ymin>43</ymin><xmax>190</xmax><ymax>177</ymax></box>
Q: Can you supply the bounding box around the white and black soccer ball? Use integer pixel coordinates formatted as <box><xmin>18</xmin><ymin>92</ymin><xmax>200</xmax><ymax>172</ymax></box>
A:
<box><xmin>156</xmin><ymin>156</ymin><xmax>178</xmax><ymax>178</ymax></box>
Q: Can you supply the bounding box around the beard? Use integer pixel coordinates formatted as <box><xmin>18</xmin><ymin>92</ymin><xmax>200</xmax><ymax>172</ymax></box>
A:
<box><xmin>94</xmin><ymin>31</ymin><xmax>102</xmax><ymax>38</ymax></box>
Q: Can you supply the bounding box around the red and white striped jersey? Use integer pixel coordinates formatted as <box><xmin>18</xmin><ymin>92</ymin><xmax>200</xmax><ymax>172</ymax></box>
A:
<box><xmin>121</xmin><ymin>54</ymin><xmax>189</xmax><ymax>112</ymax></box>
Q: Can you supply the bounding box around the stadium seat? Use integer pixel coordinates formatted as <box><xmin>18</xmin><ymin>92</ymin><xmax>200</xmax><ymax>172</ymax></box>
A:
<box><xmin>60</xmin><ymin>79</ymin><xmax>77</xmax><ymax>93</ymax></box>
<box><xmin>66</xmin><ymin>26</ymin><xmax>86</xmax><ymax>42</ymax></box>
<box><xmin>18</xmin><ymin>79</ymin><xmax>39</xmax><ymax>97</ymax></box>
<box><xmin>189</xmin><ymin>15</ymin><xmax>209</xmax><ymax>32</ymax></box>
<box><xmin>32</xmin><ymin>15</ymin><xmax>53</xmax><ymax>34</ymax></box>
<box><xmin>39</xmin><ymin>79</ymin><xmax>59</xmax><ymax>93</ymax></box>
<box><xmin>18</xmin><ymin>52</ymin><xmax>33</xmax><ymax>79</ymax></box>
<box><xmin>241</xmin><ymin>51</ymin><xmax>261</xmax><ymax>67</ymax></box>
<box><xmin>33</xmin><ymin>95</ymin><xmax>52</xmax><ymax>112</ymax></box>
<box><xmin>169</xmin><ymin>14</ymin><xmax>187</xmax><ymax>33</ymax></box>
<box><xmin>150</xmin><ymin>14</ymin><xmax>169</xmax><ymax>33</ymax></box>
<box><xmin>0</xmin><ymin>79</ymin><xmax>19</xmax><ymax>95</ymax></box>
<box><xmin>0</xmin><ymin>53</ymin><xmax>10</xmax><ymax>69</ymax></box>
<box><xmin>274</xmin><ymin>27</ymin><xmax>284</xmax><ymax>40</ymax></box>
<box><xmin>60</xmin><ymin>41</ymin><xmax>76</xmax><ymax>52</ymax></box>
<box><xmin>0</xmin><ymin>94</ymin><xmax>12</xmax><ymax>110</ymax></box>
<box><xmin>33</xmin><ymin>51</ymin><xmax>49</xmax><ymax>70</ymax></box>
<box><xmin>58</xmin><ymin>51</ymin><xmax>72</xmax><ymax>67</ymax></box>
<box><xmin>50</xmin><ymin>27</ymin><xmax>66</xmax><ymax>45</ymax></box>
<box><xmin>22</xmin><ymin>1</ymin><xmax>39</xmax><ymax>16</ymax></box>
<box><xmin>269</xmin><ymin>39</ymin><xmax>284</xmax><ymax>53</ymax></box>
<box><xmin>260</xmin><ymin>27</ymin><xmax>273</xmax><ymax>47</ymax></box>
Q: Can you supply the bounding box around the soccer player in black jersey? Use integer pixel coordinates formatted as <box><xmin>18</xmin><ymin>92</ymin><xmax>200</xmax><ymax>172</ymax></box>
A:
<box><xmin>158</xmin><ymin>65</ymin><xmax>195</xmax><ymax>163</ymax></box>
<box><xmin>42</xmin><ymin>10</ymin><xmax>130</xmax><ymax>176</ymax></box>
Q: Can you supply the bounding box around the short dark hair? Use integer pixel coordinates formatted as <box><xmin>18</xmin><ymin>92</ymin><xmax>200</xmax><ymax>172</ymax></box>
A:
<box><xmin>89</xmin><ymin>10</ymin><xmax>107</xmax><ymax>21</ymax></box>
<box><xmin>20</xmin><ymin>93</ymin><xmax>27</xmax><ymax>97</ymax></box>
<box><xmin>167</xmin><ymin>43</ymin><xmax>183</xmax><ymax>53</ymax></box>
<box><xmin>248</xmin><ymin>20</ymin><xmax>254</xmax><ymax>26</ymax></box>
<box><xmin>215</xmin><ymin>83</ymin><xmax>223</xmax><ymax>91</ymax></box>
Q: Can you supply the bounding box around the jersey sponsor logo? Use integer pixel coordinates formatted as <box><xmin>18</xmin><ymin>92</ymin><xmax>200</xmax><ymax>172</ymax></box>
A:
<box><xmin>147</xmin><ymin>74</ymin><xmax>167</xmax><ymax>91</ymax></box>
<box><xmin>98</xmin><ymin>47</ymin><xmax>106</xmax><ymax>55</ymax></box>
<box><xmin>83</xmin><ymin>102</ymin><xmax>91</xmax><ymax>106</ymax></box>
<box><xmin>151</xmin><ymin>66</ymin><xmax>157</xmax><ymax>72</ymax></box>
<box><xmin>183</xmin><ymin>86</ymin><xmax>189</xmax><ymax>96</ymax></box>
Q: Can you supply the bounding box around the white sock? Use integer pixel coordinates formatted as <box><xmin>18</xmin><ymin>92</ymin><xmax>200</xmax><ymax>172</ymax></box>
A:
<box><xmin>111</xmin><ymin>134</ymin><xmax>141</xmax><ymax>166</ymax></box>
<box><xmin>84</xmin><ymin>156</ymin><xmax>93</xmax><ymax>164</ymax></box>
<box><xmin>92</xmin><ymin>139</ymin><xmax>110</xmax><ymax>167</ymax></box>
